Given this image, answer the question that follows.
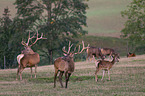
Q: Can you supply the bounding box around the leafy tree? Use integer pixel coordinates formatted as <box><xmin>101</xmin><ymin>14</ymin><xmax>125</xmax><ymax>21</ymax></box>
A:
<box><xmin>121</xmin><ymin>0</ymin><xmax>145</xmax><ymax>52</ymax></box>
<box><xmin>0</xmin><ymin>7</ymin><xmax>15</xmax><ymax>68</ymax></box>
<box><xmin>14</xmin><ymin>0</ymin><xmax>88</xmax><ymax>64</ymax></box>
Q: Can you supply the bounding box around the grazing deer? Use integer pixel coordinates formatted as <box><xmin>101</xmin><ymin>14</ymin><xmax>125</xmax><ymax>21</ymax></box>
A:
<box><xmin>100</xmin><ymin>48</ymin><xmax>116</xmax><ymax>59</ymax></box>
<box><xmin>54</xmin><ymin>41</ymin><xmax>89</xmax><ymax>88</ymax></box>
<box><xmin>16</xmin><ymin>31</ymin><xmax>47</xmax><ymax>80</ymax></box>
<box><xmin>127</xmin><ymin>52</ymin><xmax>136</xmax><ymax>57</ymax></box>
<box><xmin>95</xmin><ymin>53</ymin><xmax>119</xmax><ymax>82</ymax></box>
<box><xmin>86</xmin><ymin>47</ymin><xmax>104</xmax><ymax>61</ymax></box>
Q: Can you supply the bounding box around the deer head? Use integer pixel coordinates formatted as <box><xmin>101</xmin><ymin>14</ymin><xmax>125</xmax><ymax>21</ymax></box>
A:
<box><xmin>21</xmin><ymin>31</ymin><xmax>47</xmax><ymax>54</ymax></box>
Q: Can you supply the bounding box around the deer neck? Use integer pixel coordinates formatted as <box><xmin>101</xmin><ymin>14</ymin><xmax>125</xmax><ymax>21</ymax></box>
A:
<box><xmin>68</xmin><ymin>58</ymin><xmax>75</xmax><ymax>73</ymax></box>
<box><xmin>23</xmin><ymin>47</ymin><xmax>35</xmax><ymax>54</ymax></box>
<box><xmin>111</xmin><ymin>57</ymin><xmax>116</xmax><ymax>65</ymax></box>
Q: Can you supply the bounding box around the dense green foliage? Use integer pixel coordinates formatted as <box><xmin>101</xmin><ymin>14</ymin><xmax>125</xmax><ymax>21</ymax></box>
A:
<box><xmin>14</xmin><ymin>0</ymin><xmax>89</xmax><ymax>64</ymax></box>
<box><xmin>121</xmin><ymin>0</ymin><xmax>145</xmax><ymax>52</ymax></box>
<box><xmin>0</xmin><ymin>0</ymin><xmax>89</xmax><ymax>68</ymax></box>
<box><xmin>0</xmin><ymin>7</ymin><xmax>21</xmax><ymax>68</ymax></box>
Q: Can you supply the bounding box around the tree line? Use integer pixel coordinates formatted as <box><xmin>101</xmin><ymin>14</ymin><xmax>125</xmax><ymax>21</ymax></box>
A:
<box><xmin>0</xmin><ymin>0</ymin><xmax>89</xmax><ymax>69</ymax></box>
<box><xmin>0</xmin><ymin>0</ymin><xmax>144</xmax><ymax>68</ymax></box>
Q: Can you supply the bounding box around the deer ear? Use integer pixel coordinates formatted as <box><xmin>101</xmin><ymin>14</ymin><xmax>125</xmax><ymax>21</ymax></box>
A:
<box><xmin>63</xmin><ymin>53</ymin><xmax>67</xmax><ymax>56</ymax></box>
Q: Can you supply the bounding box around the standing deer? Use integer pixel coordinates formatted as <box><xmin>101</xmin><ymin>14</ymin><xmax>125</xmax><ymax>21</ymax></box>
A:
<box><xmin>86</xmin><ymin>47</ymin><xmax>104</xmax><ymax>61</ymax></box>
<box><xmin>100</xmin><ymin>48</ymin><xmax>115</xmax><ymax>59</ymax></box>
<box><xmin>16</xmin><ymin>31</ymin><xmax>47</xmax><ymax>80</ymax></box>
<box><xmin>95</xmin><ymin>53</ymin><xmax>119</xmax><ymax>82</ymax></box>
<box><xmin>54</xmin><ymin>41</ymin><xmax>89</xmax><ymax>88</ymax></box>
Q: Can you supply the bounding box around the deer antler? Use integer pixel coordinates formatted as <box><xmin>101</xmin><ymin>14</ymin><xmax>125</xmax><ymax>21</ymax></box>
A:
<box><xmin>21</xmin><ymin>31</ymin><xmax>47</xmax><ymax>47</ymax></box>
<box><xmin>62</xmin><ymin>41</ymin><xmax>73</xmax><ymax>54</ymax></box>
<box><xmin>26</xmin><ymin>32</ymin><xmax>36</xmax><ymax>46</ymax></box>
<box><xmin>29</xmin><ymin>31</ymin><xmax>47</xmax><ymax>47</ymax></box>
<box><xmin>74</xmin><ymin>41</ymin><xmax>90</xmax><ymax>54</ymax></box>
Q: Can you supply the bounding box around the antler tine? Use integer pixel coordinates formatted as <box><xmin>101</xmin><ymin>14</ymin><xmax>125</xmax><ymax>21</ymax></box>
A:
<box><xmin>62</xmin><ymin>46</ymin><xmax>68</xmax><ymax>54</ymax></box>
<box><xmin>21</xmin><ymin>40</ymin><xmax>27</xmax><ymax>46</ymax></box>
<box><xmin>26</xmin><ymin>32</ymin><xmax>36</xmax><ymax>46</ymax></box>
<box><xmin>21</xmin><ymin>38</ymin><xmax>28</xmax><ymax>47</ymax></box>
<box><xmin>62</xmin><ymin>41</ymin><xmax>73</xmax><ymax>54</ymax></box>
<box><xmin>29</xmin><ymin>31</ymin><xmax>47</xmax><ymax>47</ymax></box>
<box><xmin>74</xmin><ymin>41</ymin><xmax>89</xmax><ymax>54</ymax></box>
<box><xmin>40</xmin><ymin>33</ymin><xmax>47</xmax><ymax>39</ymax></box>
<box><xmin>68</xmin><ymin>41</ymin><xmax>73</xmax><ymax>54</ymax></box>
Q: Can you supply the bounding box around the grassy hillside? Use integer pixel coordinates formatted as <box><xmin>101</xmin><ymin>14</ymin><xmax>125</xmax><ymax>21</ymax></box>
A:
<box><xmin>0</xmin><ymin>0</ymin><xmax>132</xmax><ymax>37</ymax></box>
<box><xmin>86</xmin><ymin>0</ymin><xmax>132</xmax><ymax>37</ymax></box>
<box><xmin>0</xmin><ymin>55</ymin><xmax>145</xmax><ymax>95</ymax></box>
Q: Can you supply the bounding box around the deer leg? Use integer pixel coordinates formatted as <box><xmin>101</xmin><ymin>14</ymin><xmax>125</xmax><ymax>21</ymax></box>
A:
<box><xmin>54</xmin><ymin>69</ymin><xmax>59</xmax><ymax>88</ymax></box>
<box><xmin>86</xmin><ymin>53</ymin><xmax>90</xmax><ymax>61</ymax></box>
<box><xmin>96</xmin><ymin>54</ymin><xmax>99</xmax><ymax>59</ymax></box>
<box><xmin>30</xmin><ymin>67</ymin><xmax>33</xmax><ymax>78</ymax></box>
<box><xmin>101</xmin><ymin>70</ymin><xmax>105</xmax><ymax>81</ymax></box>
<box><xmin>108</xmin><ymin>70</ymin><xmax>110</xmax><ymax>80</ymax></box>
<box><xmin>65</xmin><ymin>73</ymin><xmax>71</xmax><ymax>88</ymax></box>
<box><xmin>16</xmin><ymin>65</ymin><xmax>21</xmax><ymax>80</ymax></box>
<box><xmin>59</xmin><ymin>71</ymin><xmax>64</xmax><ymax>88</ymax></box>
<box><xmin>95</xmin><ymin>68</ymin><xmax>99</xmax><ymax>82</ymax></box>
<box><xmin>35</xmin><ymin>64</ymin><xmax>37</xmax><ymax>78</ymax></box>
<box><xmin>19</xmin><ymin>67</ymin><xmax>25</xmax><ymax>80</ymax></box>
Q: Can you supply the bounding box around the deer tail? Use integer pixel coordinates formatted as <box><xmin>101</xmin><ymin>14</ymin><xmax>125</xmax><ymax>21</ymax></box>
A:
<box><xmin>17</xmin><ymin>54</ymin><xmax>24</xmax><ymax>64</ymax></box>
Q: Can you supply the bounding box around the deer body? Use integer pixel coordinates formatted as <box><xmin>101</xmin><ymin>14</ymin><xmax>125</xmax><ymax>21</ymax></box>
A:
<box><xmin>54</xmin><ymin>41</ymin><xmax>88</xmax><ymax>88</ymax></box>
<box><xmin>86</xmin><ymin>47</ymin><xmax>104</xmax><ymax>61</ymax></box>
<box><xmin>127</xmin><ymin>52</ymin><xmax>136</xmax><ymax>57</ymax></box>
<box><xmin>54</xmin><ymin>57</ymin><xmax>74</xmax><ymax>73</ymax></box>
<box><xmin>95</xmin><ymin>54</ymin><xmax>119</xmax><ymax>82</ymax></box>
<box><xmin>16</xmin><ymin>32</ymin><xmax>46</xmax><ymax>80</ymax></box>
<box><xmin>101</xmin><ymin>48</ymin><xmax>115</xmax><ymax>58</ymax></box>
<box><xmin>20</xmin><ymin>53</ymin><xmax>40</xmax><ymax>67</ymax></box>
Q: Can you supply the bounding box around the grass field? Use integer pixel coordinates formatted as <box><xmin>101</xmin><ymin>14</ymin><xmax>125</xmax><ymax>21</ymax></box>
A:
<box><xmin>0</xmin><ymin>55</ymin><xmax>145</xmax><ymax>96</ymax></box>
<box><xmin>1</xmin><ymin>1</ymin><xmax>144</xmax><ymax>95</ymax></box>
<box><xmin>85</xmin><ymin>0</ymin><xmax>132</xmax><ymax>37</ymax></box>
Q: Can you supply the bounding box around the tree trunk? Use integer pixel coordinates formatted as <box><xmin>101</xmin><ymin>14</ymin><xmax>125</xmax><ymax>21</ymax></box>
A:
<box><xmin>48</xmin><ymin>50</ymin><xmax>53</xmax><ymax>64</ymax></box>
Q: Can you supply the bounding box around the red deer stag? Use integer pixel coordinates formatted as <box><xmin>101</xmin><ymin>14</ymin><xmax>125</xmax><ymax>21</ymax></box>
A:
<box><xmin>54</xmin><ymin>41</ymin><xmax>89</xmax><ymax>88</ymax></box>
<box><xmin>100</xmin><ymin>48</ymin><xmax>116</xmax><ymax>59</ymax></box>
<box><xmin>127</xmin><ymin>52</ymin><xmax>136</xmax><ymax>57</ymax></box>
<box><xmin>86</xmin><ymin>47</ymin><xmax>104</xmax><ymax>61</ymax></box>
<box><xmin>16</xmin><ymin>32</ymin><xmax>47</xmax><ymax>80</ymax></box>
<box><xmin>95</xmin><ymin>53</ymin><xmax>119</xmax><ymax>82</ymax></box>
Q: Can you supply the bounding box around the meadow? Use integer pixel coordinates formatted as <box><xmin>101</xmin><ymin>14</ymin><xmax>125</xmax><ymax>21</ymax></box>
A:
<box><xmin>0</xmin><ymin>55</ymin><xmax>145</xmax><ymax>96</ymax></box>
<box><xmin>0</xmin><ymin>0</ymin><xmax>145</xmax><ymax>95</ymax></box>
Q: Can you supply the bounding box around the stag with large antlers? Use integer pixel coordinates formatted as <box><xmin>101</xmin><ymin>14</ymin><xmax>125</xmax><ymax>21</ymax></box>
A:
<box><xmin>54</xmin><ymin>41</ymin><xmax>89</xmax><ymax>88</ymax></box>
<box><xmin>16</xmin><ymin>31</ymin><xmax>47</xmax><ymax>80</ymax></box>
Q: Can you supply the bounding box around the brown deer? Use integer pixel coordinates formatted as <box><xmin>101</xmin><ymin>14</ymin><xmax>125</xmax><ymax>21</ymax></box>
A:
<box><xmin>86</xmin><ymin>47</ymin><xmax>104</xmax><ymax>61</ymax></box>
<box><xmin>54</xmin><ymin>41</ymin><xmax>89</xmax><ymax>88</ymax></box>
<box><xmin>100</xmin><ymin>48</ymin><xmax>115</xmax><ymax>59</ymax></box>
<box><xmin>16</xmin><ymin>31</ymin><xmax>47</xmax><ymax>80</ymax></box>
<box><xmin>95</xmin><ymin>53</ymin><xmax>119</xmax><ymax>82</ymax></box>
<box><xmin>127</xmin><ymin>52</ymin><xmax>136</xmax><ymax>57</ymax></box>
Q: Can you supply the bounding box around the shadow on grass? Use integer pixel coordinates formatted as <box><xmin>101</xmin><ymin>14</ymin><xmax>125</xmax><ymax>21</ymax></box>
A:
<box><xmin>28</xmin><ymin>75</ymin><xmax>102</xmax><ymax>83</ymax></box>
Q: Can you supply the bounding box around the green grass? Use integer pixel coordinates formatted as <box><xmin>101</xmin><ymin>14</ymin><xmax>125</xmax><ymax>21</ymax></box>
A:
<box><xmin>85</xmin><ymin>0</ymin><xmax>132</xmax><ymax>36</ymax></box>
<box><xmin>0</xmin><ymin>55</ymin><xmax>145</xmax><ymax>95</ymax></box>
